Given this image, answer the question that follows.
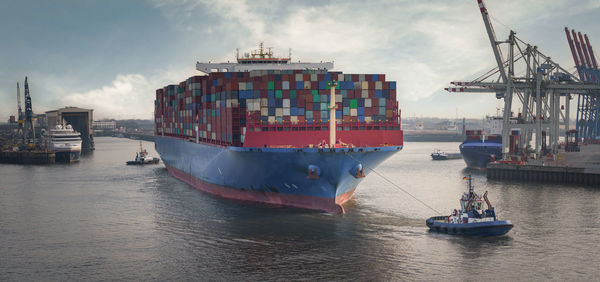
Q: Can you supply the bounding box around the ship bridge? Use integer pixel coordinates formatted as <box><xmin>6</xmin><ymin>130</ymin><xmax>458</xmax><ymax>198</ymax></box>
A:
<box><xmin>196</xmin><ymin>43</ymin><xmax>333</xmax><ymax>73</ymax></box>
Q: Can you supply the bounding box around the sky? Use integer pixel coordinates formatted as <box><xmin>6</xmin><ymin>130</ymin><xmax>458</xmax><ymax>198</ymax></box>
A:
<box><xmin>1</xmin><ymin>0</ymin><xmax>599</xmax><ymax>121</ymax></box>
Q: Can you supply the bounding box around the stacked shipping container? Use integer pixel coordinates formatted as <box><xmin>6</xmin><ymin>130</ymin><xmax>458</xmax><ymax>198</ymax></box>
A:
<box><xmin>155</xmin><ymin>69</ymin><xmax>400</xmax><ymax>147</ymax></box>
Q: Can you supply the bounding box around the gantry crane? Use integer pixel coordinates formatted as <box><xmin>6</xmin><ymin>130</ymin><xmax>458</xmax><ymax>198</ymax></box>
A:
<box><xmin>445</xmin><ymin>0</ymin><xmax>600</xmax><ymax>161</ymax></box>
<box><xmin>565</xmin><ymin>28</ymin><xmax>600</xmax><ymax>141</ymax></box>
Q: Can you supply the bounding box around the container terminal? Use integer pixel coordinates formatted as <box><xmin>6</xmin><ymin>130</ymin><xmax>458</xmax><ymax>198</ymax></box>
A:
<box><xmin>445</xmin><ymin>0</ymin><xmax>600</xmax><ymax>185</ymax></box>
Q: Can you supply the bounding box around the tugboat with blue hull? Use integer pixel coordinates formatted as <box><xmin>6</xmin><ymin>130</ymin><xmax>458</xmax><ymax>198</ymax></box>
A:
<box><xmin>426</xmin><ymin>175</ymin><xmax>513</xmax><ymax>236</ymax></box>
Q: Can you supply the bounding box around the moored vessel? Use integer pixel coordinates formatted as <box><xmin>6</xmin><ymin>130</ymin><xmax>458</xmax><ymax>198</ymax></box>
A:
<box><xmin>42</xmin><ymin>123</ymin><xmax>82</xmax><ymax>163</ymax></box>
<box><xmin>154</xmin><ymin>44</ymin><xmax>404</xmax><ymax>213</ymax></box>
<box><xmin>431</xmin><ymin>149</ymin><xmax>462</xmax><ymax>160</ymax></box>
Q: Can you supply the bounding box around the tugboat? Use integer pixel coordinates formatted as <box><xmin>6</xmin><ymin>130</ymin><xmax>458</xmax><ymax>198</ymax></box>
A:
<box><xmin>426</xmin><ymin>175</ymin><xmax>513</xmax><ymax>236</ymax></box>
<box><xmin>126</xmin><ymin>141</ymin><xmax>160</xmax><ymax>165</ymax></box>
<box><xmin>431</xmin><ymin>149</ymin><xmax>462</xmax><ymax>160</ymax></box>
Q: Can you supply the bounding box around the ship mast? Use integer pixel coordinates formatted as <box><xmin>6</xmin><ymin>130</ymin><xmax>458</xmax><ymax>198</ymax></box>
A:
<box><xmin>328</xmin><ymin>81</ymin><xmax>338</xmax><ymax>147</ymax></box>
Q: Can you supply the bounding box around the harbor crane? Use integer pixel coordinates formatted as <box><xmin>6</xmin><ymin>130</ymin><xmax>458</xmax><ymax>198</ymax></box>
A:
<box><xmin>17</xmin><ymin>82</ymin><xmax>24</xmax><ymax>140</ymax></box>
<box><xmin>23</xmin><ymin>76</ymin><xmax>36</xmax><ymax>145</ymax></box>
<box><xmin>565</xmin><ymin>28</ymin><xmax>600</xmax><ymax>141</ymax></box>
<box><xmin>445</xmin><ymin>0</ymin><xmax>600</xmax><ymax>162</ymax></box>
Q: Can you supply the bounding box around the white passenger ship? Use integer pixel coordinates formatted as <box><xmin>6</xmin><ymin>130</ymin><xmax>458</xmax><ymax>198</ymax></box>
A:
<box><xmin>43</xmin><ymin>123</ymin><xmax>83</xmax><ymax>163</ymax></box>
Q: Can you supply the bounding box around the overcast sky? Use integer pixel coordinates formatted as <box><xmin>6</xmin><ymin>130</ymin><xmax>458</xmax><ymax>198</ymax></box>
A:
<box><xmin>1</xmin><ymin>0</ymin><xmax>599</xmax><ymax>121</ymax></box>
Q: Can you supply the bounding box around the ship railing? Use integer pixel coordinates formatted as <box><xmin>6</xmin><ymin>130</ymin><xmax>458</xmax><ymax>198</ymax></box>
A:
<box><xmin>245</xmin><ymin>120</ymin><xmax>401</xmax><ymax>132</ymax></box>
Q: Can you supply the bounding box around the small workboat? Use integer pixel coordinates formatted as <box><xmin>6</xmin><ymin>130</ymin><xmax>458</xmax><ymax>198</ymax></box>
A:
<box><xmin>431</xmin><ymin>149</ymin><xmax>462</xmax><ymax>160</ymax></box>
<box><xmin>126</xmin><ymin>141</ymin><xmax>160</xmax><ymax>165</ymax></box>
<box><xmin>426</xmin><ymin>175</ymin><xmax>513</xmax><ymax>236</ymax></box>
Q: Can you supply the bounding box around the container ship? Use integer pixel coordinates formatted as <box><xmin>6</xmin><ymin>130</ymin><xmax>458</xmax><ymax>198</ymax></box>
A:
<box><xmin>460</xmin><ymin>116</ymin><xmax>519</xmax><ymax>169</ymax></box>
<box><xmin>154</xmin><ymin>44</ymin><xmax>403</xmax><ymax>213</ymax></box>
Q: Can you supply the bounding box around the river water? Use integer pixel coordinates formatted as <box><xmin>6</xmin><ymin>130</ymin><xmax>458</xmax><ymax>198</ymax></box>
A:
<box><xmin>1</xmin><ymin>137</ymin><xmax>598</xmax><ymax>281</ymax></box>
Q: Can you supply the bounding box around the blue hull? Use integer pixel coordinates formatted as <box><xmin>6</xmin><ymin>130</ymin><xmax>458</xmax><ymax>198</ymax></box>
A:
<box><xmin>426</xmin><ymin>217</ymin><xmax>513</xmax><ymax>236</ymax></box>
<box><xmin>459</xmin><ymin>142</ymin><xmax>502</xmax><ymax>169</ymax></box>
<box><xmin>155</xmin><ymin>136</ymin><xmax>402</xmax><ymax>212</ymax></box>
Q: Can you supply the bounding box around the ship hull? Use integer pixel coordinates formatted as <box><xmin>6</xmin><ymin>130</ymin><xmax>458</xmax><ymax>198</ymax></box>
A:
<box><xmin>54</xmin><ymin>150</ymin><xmax>81</xmax><ymax>163</ymax></box>
<box><xmin>155</xmin><ymin>136</ymin><xmax>401</xmax><ymax>213</ymax></box>
<box><xmin>459</xmin><ymin>142</ymin><xmax>502</xmax><ymax>169</ymax></box>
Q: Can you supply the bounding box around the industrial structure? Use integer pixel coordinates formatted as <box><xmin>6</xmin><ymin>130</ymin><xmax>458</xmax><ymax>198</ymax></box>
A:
<box><xmin>445</xmin><ymin>0</ymin><xmax>600</xmax><ymax>162</ymax></box>
<box><xmin>23</xmin><ymin>77</ymin><xmax>36</xmax><ymax>145</ymax></box>
<box><xmin>45</xmin><ymin>107</ymin><xmax>95</xmax><ymax>151</ymax></box>
<box><xmin>565</xmin><ymin>28</ymin><xmax>600</xmax><ymax>141</ymax></box>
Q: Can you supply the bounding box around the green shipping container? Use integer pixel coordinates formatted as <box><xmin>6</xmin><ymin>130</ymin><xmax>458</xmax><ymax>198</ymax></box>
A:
<box><xmin>275</xmin><ymin>90</ymin><xmax>282</xmax><ymax>99</ymax></box>
<box><xmin>313</xmin><ymin>94</ymin><xmax>320</xmax><ymax>103</ymax></box>
<box><xmin>268</xmin><ymin>81</ymin><xmax>275</xmax><ymax>90</ymax></box>
<box><xmin>290</xmin><ymin>90</ymin><xmax>296</xmax><ymax>99</ymax></box>
<box><xmin>350</xmin><ymin>99</ymin><xmax>358</xmax><ymax>109</ymax></box>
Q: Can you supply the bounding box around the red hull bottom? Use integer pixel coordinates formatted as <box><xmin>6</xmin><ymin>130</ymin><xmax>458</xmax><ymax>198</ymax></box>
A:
<box><xmin>165</xmin><ymin>164</ymin><xmax>355</xmax><ymax>214</ymax></box>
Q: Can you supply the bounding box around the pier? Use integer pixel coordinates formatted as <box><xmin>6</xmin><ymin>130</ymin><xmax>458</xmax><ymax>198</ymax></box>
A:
<box><xmin>0</xmin><ymin>150</ymin><xmax>55</xmax><ymax>164</ymax></box>
<box><xmin>487</xmin><ymin>144</ymin><xmax>600</xmax><ymax>186</ymax></box>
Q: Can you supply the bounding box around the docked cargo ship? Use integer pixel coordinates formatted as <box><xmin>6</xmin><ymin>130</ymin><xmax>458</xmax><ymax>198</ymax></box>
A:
<box><xmin>154</xmin><ymin>44</ymin><xmax>403</xmax><ymax>213</ymax></box>
<box><xmin>459</xmin><ymin>116</ymin><xmax>517</xmax><ymax>169</ymax></box>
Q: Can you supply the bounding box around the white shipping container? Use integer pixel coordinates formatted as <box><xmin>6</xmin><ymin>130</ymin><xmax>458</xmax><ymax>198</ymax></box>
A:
<box><xmin>261</xmin><ymin>108</ymin><xmax>269</xmax><ymax>116</ymax></box>
<box><xmin>310</xmin><ymin>74</ymin><xmax>317</xmax><ymax>81</ymax></box>
<box><xmin>283</xmin><ymin>99</ymin><xmax>290</xmax><ymax>108</ymax></box>
<box><xmin>282</xmin><ymin>81</ymin><xmax>289</xmax><ymax>90</ymax></box>
<box><xmin>283</xmin><ymin>108</ymin><xmax>290</xmax><ymax>116</ymax></box>
<box><xmin>239</xmin><ymin>82</ymin><xmax>246</xmax><ymax>90</ymax></box>
<box><xmin>350</xmin><ymin>108</ymin><xmax>358</xmax><ymax>116</ymax></box>
<box><xmin>254</xmin><ymin>100</ymin><xmax>260</xmax><ymax>110</ymax></box>
<box><xmin>338</xmin><ymin>74</ymin><xmax>344</xmax><ymax>81</ymax></box>
<box><xmin>212</xmin><ymin>132</ymin><xmax>216</xmax><ymax>140</ymax></box>
<box><xmin>260</xmin><ymin>98</ymin><xmax>268</xmax><ymax>107</ymax></box>
<box><xmin>365</xmin><ymin>98</ymin><xmax>372</xmax><ymax>107</ymax></box>
<box><xmin>362</xmin><ymin>90</ymin><xmax>369</xmax><ymax>98</ymax></box>
<box><xmin>335</xmin><ymin>94</ymin><xmax>342</xmax><ymax>101</ymax></box>
<box><xmin>365</xmin><ymin>117</ymin><xmax>372</xmax><ymax>123</ymax></box>
<box><xmin>291</xmin><ymin>116</ymin><xmax>298</xmax><ymax>123</ymax></box>
<box><xmin>275</xmin><ymin>108</ymin><xmax>283</xmax><ymax>117</ymax></box>
<box><xmin>268</xmin><ymin>116</ymin><xmax>276</xmax><ymax>123</ymax></box>
<box><xmin>295</xmin><ymin>74</ymin><xmax>303</xmax><ymax>81</ymax></box>
<box><xmin>226</xmin><ymin>99</ymin><xmax>231</xmax><ymax>108</ymax></box>
<box><xmin>376</xmin><ymin>81</ymin><xmax>383</xmax><ymax>90</ymax></box>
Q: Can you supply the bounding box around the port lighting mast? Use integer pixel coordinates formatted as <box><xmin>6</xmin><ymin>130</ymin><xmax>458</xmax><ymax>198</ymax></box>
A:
<box><xmin>23</xmin><ymin>76</ymin><xmax>36</xmax><ymax>145</ymax></box>
<box><xmin>445</xmin><ymin>0</ymin><xmax>600</xmax><ymax>162</ymax></box>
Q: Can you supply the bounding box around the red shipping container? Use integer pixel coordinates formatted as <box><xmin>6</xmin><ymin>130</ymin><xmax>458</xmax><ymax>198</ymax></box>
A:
<box><xmin>352</xmin><ymin>74</ymin><xmax>359</xmax><ymax>81</ymax></box>
<box><xmin>298</xmin><ymin>99</ymin><xmax>305</xmax><ymax>107</ymax></box>
<box><xmin>298</xmin><ymin>116</ymin><xmax>306</xmax><ymax>123</ymax></box>
<box><xmin>282</xmin><ymin>90</ymin><xmax>289</xmax><ymax>99</ymax></box>
<box><xmin>305</xmin><ymin>103</ymin><xmax>313</xmax><ymax>110</ymax></box>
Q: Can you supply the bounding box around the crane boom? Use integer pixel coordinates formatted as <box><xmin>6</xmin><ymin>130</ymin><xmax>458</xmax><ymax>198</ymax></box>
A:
<box><xmin>565</xmin><ymin>28</ymin><xmax>584</xmax><ymax>80</ymax></box>
<box><xmin>476</xmin><ymin>0</ymin><xmax>507</xmax><ymax>83</ymax></box>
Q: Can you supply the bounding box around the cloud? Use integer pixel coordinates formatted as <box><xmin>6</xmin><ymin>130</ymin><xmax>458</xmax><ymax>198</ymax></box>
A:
<box><xmin>59</xmin><ymin>74</ymin><xmax>153</xmax><ymax>119</ymax></box>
